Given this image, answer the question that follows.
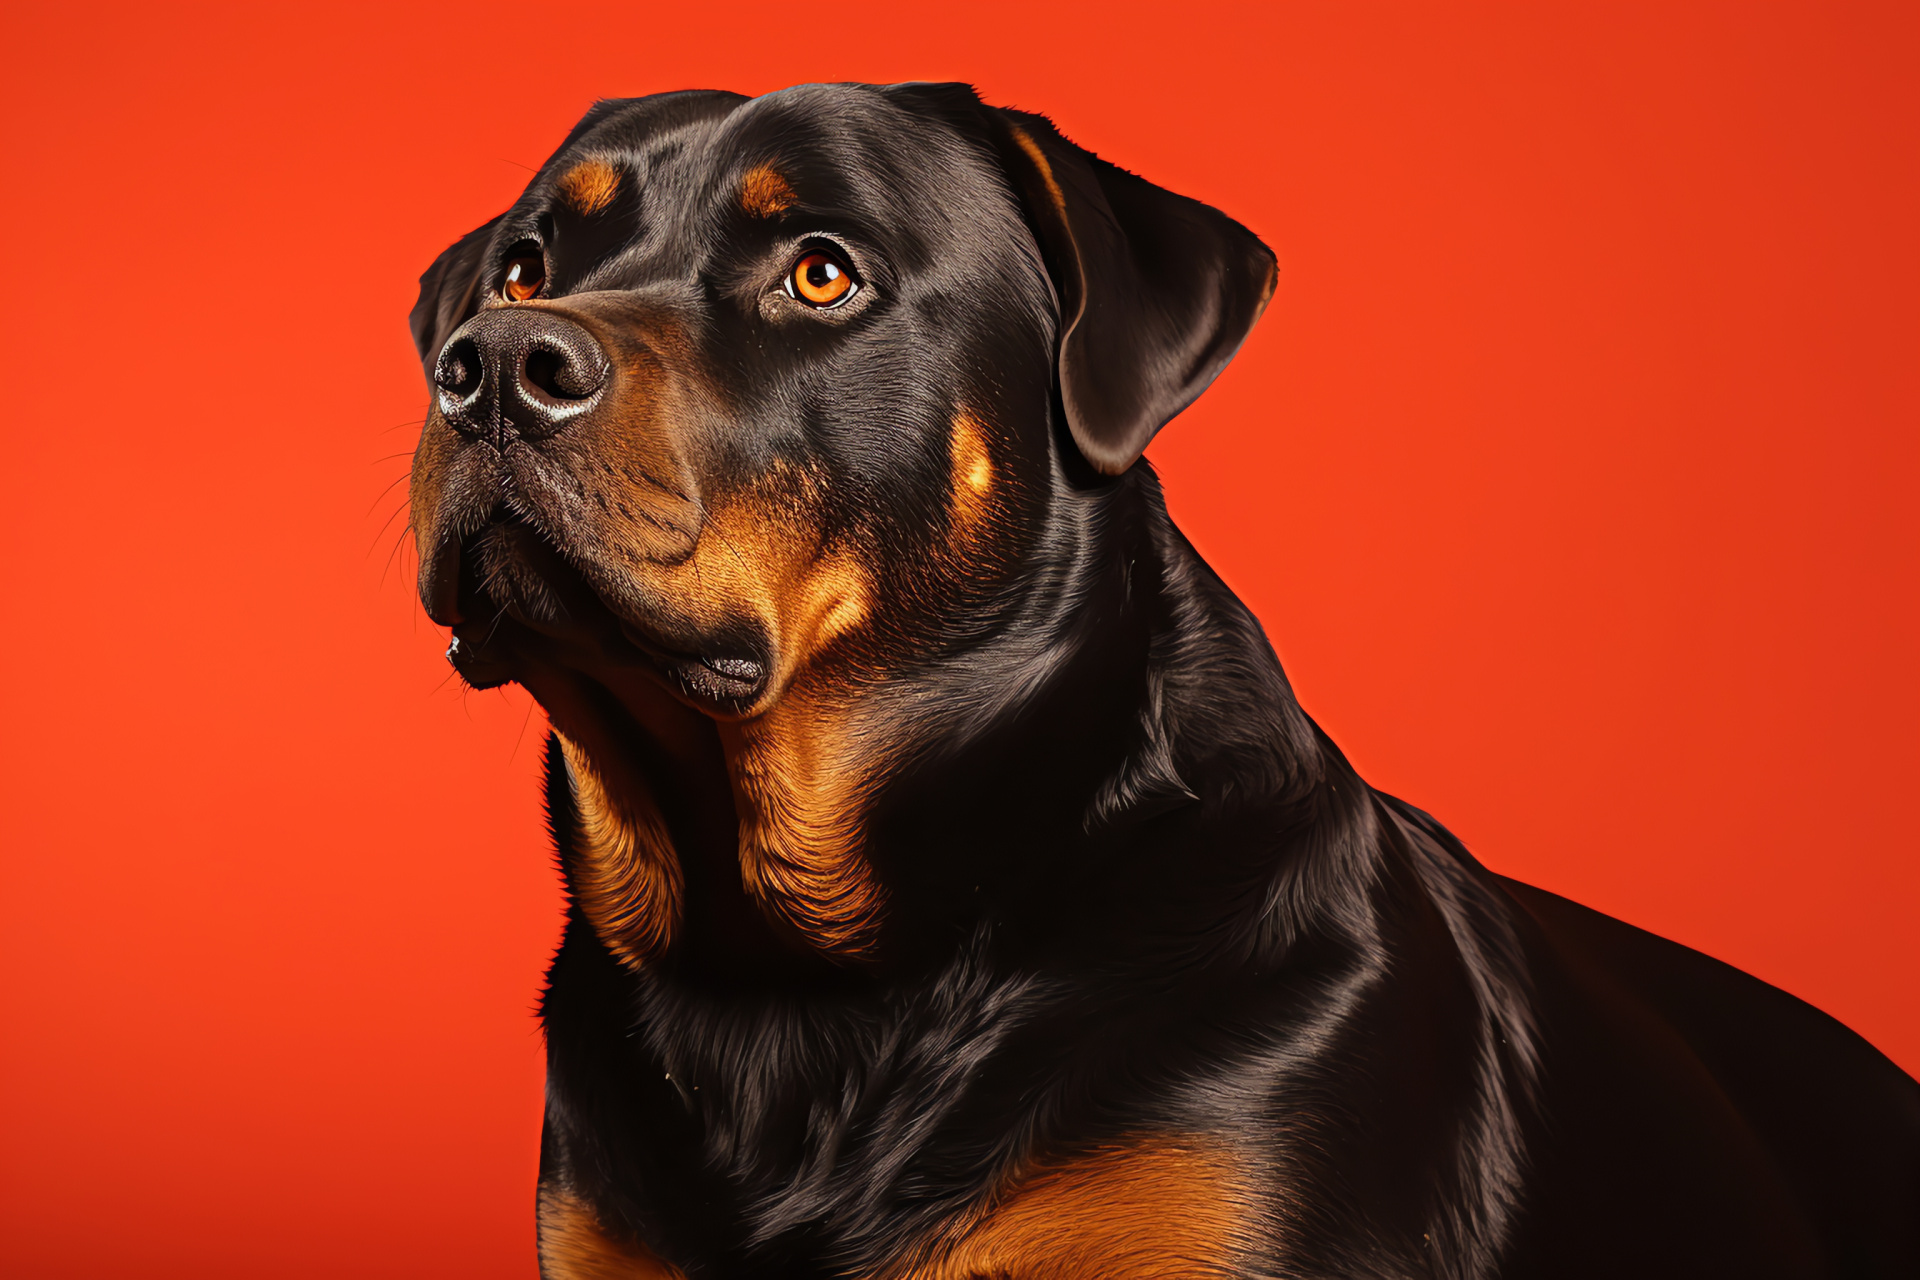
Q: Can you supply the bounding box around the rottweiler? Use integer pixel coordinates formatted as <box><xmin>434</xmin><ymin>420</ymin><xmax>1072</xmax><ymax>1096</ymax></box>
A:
<box><xmin>407</xmin><ymin>83</ymin><xmax>1920</xmax><ymax>1279</ymax></box>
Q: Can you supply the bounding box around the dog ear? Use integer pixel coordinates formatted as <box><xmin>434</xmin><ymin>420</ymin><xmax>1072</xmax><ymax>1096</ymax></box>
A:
<box><xmin>409</xmin><ymin>216</ymin><xmax>502</xmax><ymax>371</ymax></box>
<box><xmin>985</xmin><ymin>109</ymin><xmax>1277</xmax><ymax>475</ymax></box>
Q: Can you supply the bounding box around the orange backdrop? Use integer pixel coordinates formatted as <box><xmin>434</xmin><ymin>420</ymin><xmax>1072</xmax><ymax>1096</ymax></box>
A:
<box><xmin>2</xmin><ymin>2</ymin><xmax>1914</xmax><ymax>1275</ymax></box>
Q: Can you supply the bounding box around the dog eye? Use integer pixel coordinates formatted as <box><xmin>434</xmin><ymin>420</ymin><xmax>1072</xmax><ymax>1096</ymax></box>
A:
<box><xmin>785</xmin><ymin>251</ymin><xmax>855</xmax><ymax>308</ymax></box>
<box><xmin>502</xmin><ymin>243</ymin><xmax>546</xmax><ymax>301</ymax></box>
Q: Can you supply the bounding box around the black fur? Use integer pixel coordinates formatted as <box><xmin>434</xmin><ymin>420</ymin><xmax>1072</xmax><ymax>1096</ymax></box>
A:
<box><xmin>407</xmin><ymin>83</ymin><xmax>1920</xmax><ymax>1278</ymax></box>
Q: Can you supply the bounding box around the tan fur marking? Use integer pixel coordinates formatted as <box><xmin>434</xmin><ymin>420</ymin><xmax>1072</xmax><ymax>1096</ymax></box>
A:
<box><xmin>557</xmin><ymin>733</ymin><xmax>683</xmax><ymax>969</ymax></box>
<box><xmin>721</xmin><ymin>532</ymin><xmax>884</xmax><ymax>957</ymax></box>
<box><xmin>949</xmin><ymin>410</ymin><xmax>996</xmax><ymax>535</ymax></box>
<box><xmin>651</xmin><ymin>463</ymin><xmax>871</xmax><ymax>687</ymax></box>
<box><xmin>740</xmin><ymin>163</ymin><xmax>797</xmax><ymax>217</ymax></box>
<box><xmin>1006</xmin><ymin>124</ymin><xmax>1068</xmax><ymax>219</ymax></box>
<box><xmin>722</xmin><ymin>691</ymin><xmax>886</xmax><ymax>959</ymax></box>
<box><xmin>559</xmin><ymin>158</ymin><xmax>621</xmax><ymax>215</ymax></box>
<box><xmin>538</xmin><ymin>1184</ymin><xmax>684</xmax><ymax>1279</ymax></box>
<box><xmin>887</xmin><ymin>1135</ymin><xmax>1257</xmax><ymax>1280</ymax></box>
<box><xmin>631</xmin><ymin>462</ymin><xmax>883</xmax><ymax>958</ymax></box>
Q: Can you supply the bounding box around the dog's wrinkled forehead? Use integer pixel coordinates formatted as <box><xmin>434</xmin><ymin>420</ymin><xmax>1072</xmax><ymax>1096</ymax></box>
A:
<box><xmin>491</xmin><ymin>84</ymin><xmax>1044</xmax><ymax>305</ymax></box>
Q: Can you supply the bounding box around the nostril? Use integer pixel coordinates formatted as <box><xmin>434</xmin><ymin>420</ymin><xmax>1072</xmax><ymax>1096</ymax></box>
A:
<box><xmin>522</xmin><ymin>345</ymin><xmax>605</xmax><ymax>402</ymax></box>
<box><xmin>435</xmin><ymin>337</ymin><xmax>484</xmax><ymax>399</ymax></box>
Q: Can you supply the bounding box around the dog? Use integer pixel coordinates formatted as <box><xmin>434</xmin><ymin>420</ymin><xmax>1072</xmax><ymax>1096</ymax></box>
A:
<box><xmin>406</xmin><ymin>83</ymin><xmax>1919</xmax><ymax>1280</ymax></box>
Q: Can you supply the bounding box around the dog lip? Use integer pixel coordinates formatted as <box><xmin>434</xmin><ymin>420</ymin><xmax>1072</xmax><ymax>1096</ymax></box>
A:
<box><xmin>616</xmin><ymin>620</ymin><xmax>769</xmax><ymax>711</ymax></box>
<box><xmin>444</xmin><ymin>634</ymin><xmax>512</xmax><ymax>689</ymax></box>
<box><xmin>422</xmin><ymin>533</ymin><xmax>465</xmax><ymax>626</ymax></box>
<box><xmin>614</xmin><ymin>619</ymin><xmax>761</xmax><ymax>677</ymax></box>
<box><xmin>675</xmin><ymin>654</ymin><xmax>767</xmax><ymax>711</ymax></box>
<box><xmin>435</xmin><ymin>506</ymin><xmax>768</xmax><ymax>713</ymax></box>
<box><xmin>699</xmin><ymin>654</ymin><xmax>765</xmax><ymax>683</ymax></box>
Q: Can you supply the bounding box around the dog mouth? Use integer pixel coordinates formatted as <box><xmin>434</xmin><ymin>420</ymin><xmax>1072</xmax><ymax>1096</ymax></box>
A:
<box><xmin>435</xmin><ymin>509</ymin><xmax>770</xmax><ymax>713</ymax></box>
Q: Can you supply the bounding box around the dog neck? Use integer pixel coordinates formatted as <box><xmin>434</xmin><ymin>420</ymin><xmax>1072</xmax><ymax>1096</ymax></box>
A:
<box><xmin>543</xmin><ymin>463</ymin><xmax>1339</xmax><ymax>982</ymax></box>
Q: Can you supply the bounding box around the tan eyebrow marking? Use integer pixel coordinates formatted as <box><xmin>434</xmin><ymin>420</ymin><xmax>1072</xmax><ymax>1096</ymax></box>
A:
<box><xmin>740</xmin><ymin>163</ymin><xmax>797</xmax><ymax>217</ymax></box>
<box><xmin>558</xmin><ymin>157</ymin><xmax>621</xmax><ymax>215</ymax></box>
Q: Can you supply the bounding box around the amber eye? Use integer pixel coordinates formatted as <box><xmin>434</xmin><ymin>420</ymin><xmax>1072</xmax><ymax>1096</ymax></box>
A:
<box><xmin>502</xmin><ymin>243</ymin><xmax>546</xmax><ymax>301</ymax></box>
<box><xmin>786</xmin><ymin>250</ymin><xmax>855</xmax><ymax>308</ymax></box>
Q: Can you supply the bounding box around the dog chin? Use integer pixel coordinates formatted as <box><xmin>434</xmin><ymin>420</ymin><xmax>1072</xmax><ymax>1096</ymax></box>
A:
<box><xmin>467</xmin><ymin>523</ymin><xmax>572</xmax><ymax>630</ymax></box>
<box><xmin>445</xmin><ymin>519</ymin><xmax>773</xmax><ymax>716</ymax></box>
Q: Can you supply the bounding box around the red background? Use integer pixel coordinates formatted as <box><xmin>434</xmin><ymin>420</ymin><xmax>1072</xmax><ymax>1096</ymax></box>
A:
<box><xmin>2</xmin><ymin>2</ymin><xmax>1914</xmax><ymax>1274</ymax></box>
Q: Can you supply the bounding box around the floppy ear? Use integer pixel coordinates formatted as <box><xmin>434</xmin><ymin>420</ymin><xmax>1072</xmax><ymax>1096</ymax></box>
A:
<box><xmin>409</xmin><ymin>216</ymin><xmax>502</xmax><ymax>371</ymax></box>
<box><xmin>984</xmin><ymin>109</ymin><xmax>1277</xmax><ymax>475</ymax></box>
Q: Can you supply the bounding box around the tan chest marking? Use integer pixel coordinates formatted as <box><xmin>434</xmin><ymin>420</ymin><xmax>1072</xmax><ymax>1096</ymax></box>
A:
<box><xmin>557</xmin><ymin>733</ymin><xmax>683</xmax><ymax>969</ymax></box>
<box><xmin>886</xmin><ymin>1136</ymin><xmax>1258</xmax><ymax>1280</ymax></box>
<box><xmin>708</xmin><ymin>412</ymin><xmax>1014</xmax><ymax>959</ymax></box>
<box><xmin>722</xmin><ymin>688</ymin><xmax>887</xmax><ymax>959</ymax></box>
<box><xmin>639</xmin><ymin>462</ymin><xmax>884</xmax><ymax>959</ymax></box>
<box><xmin>538</xmin><ymin>1184</ymin><xmax>684</xmax><ymax>1280</ymax></box>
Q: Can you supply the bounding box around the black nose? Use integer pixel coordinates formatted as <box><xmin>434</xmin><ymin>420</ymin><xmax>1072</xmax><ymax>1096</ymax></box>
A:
<box><xmin>432</xmin><ymin>309</ymin><xmax>609</xmax><ymax>446</ymax></box>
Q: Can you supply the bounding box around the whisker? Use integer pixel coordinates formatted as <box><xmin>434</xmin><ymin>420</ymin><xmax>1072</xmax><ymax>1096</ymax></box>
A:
<box><xmin>382</xmin><ymin>520</ymin><xmax>416</xmax><ymax>588</ymax></box>
<box><xmin>482</xmin><ymin>603</ymin><xmax>511</xmax><ymax>648</ymax></box>
<box><xmin>365</xmin><ymin>472</ymin><xmax>412</xmax><ymax>519</ymax></box>
<box><xmin>510</xmin><ymin>692</ymin><xmax>539</xmax><ymax>761</ymax></box>
<box><xmin>368</xmin><ymin>499</ymin><xmax>412</xmax><ymax>557</ymax></box>
<box><xmin>709</xmin><ymin>521</ymin><xmax>749</xmax><ymax>571</ymax></box>
<box><xmin>634</xmin><ymin>465</ymin><xmax>691</xmax><ymax>504</ymax></box>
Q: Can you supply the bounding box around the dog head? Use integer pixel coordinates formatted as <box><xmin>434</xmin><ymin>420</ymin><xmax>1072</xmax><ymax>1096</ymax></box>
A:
<box><xmin>408</xmin><ymin>83</ymin><xmax>1274</xmax><ymax>963</ymax></box>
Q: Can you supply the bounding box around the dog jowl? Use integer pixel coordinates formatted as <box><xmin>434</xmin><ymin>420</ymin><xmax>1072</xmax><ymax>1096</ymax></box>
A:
<box><xmin>407</xmin><ymin>84</ymin><xmax>1919</xmax><ymax>1280</ymax></box>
